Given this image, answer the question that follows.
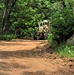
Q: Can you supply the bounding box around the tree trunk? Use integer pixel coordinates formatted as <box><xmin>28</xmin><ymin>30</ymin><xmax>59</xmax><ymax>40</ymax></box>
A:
<box><xmin>1</xmin><ymin>0</ymin><xmax>17</xmax><ymax>34</ymax></box>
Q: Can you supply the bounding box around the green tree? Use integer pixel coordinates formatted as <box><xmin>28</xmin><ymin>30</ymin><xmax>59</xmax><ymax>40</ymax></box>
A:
<box><xmin>49</xmin><ymin>0</ymin><xmax>74</xmax><ymax>45</ymax></box>
<box><xmin>1</xmin><ymin>0</ymin><xmax>17</xmax><ymax>34</ymax></box>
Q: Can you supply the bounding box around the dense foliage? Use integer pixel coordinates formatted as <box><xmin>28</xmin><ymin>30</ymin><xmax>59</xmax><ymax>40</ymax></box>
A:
<box><xmin>0</xmin><ymin>0</ymin><xmax>74</xmax><ymax>42</ymax></box>
<box><xmin>48</xmin><ymin>0</ymin><xmax>74</xmax><ymax>46</ymax></box>
<box><xmin>0</xmin><ymin>0</ymin><xmax>51</xmax><ymax>39</ymax></box>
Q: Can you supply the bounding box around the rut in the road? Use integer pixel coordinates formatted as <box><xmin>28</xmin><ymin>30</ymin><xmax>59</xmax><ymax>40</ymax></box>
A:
<box><xmin>0</xmin><ymin>43</ymin><xmax>54</xmax><ymax>59</ymax></box>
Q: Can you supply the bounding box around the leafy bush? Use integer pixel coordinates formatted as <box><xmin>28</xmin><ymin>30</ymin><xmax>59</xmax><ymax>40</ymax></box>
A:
<box><xmin>0</xmin><ymin>34</ymin><xmax>17</xmax><ymax>40</ymax></box>
<box><xmin>50</xmin><ymin>8</ymin><xmax>74</xmax><ymax>45</ymax></box>
<box><xmin>18</xmin><ymin>27</ymin><xmax>37</xmax><ymax>38</ymax></box>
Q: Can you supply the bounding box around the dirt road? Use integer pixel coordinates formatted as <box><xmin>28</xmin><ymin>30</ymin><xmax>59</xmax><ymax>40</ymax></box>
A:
<box><xmin>0</xmin><ymin>40</ymin><xmax>74</xmax><ymax>75</ymax></box>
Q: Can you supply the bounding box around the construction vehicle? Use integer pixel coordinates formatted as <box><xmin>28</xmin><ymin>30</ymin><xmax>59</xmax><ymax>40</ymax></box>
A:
<box><xmin>33</xmin><ymin>20</ymin><xmax>49</xmax><ymax>40</ymax></box>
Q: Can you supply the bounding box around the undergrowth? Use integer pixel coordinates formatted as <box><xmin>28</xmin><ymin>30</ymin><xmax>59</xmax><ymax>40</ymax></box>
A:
<box><xmin>54</xmin><ymin>44</ymin><xmax>74</xmax><ymax>58</ymax></box>
<box><xmin>48</xmin><ymin>35</ymin><xmax>74</xmax><ymax>58</ymax></box>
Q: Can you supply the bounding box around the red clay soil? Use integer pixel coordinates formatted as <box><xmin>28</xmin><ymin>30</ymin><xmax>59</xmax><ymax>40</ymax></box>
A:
<box><xmin>0</xmin><ymin>39</ymin><xmax>74</xmax><ymax>75</ymax></box>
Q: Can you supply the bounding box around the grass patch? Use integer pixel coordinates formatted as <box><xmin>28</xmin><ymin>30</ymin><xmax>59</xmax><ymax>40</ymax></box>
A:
<box><xmin>54</xmin><ymin>44</ymin><xmax>74</xmax><ymax>58</ymax></box>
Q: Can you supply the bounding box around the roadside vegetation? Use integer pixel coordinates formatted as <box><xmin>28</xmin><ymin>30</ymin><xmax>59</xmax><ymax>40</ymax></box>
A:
<box><xmin>47</xmin><ymin>0</ymin><xmax>74</xmax><ymax>58</ymax></box>
<box><xmin>48</xmin><ymin>35</ymin><xmax>74</xmax><ymax>58</ymax></box>
<box><xmin>56</xmin><ymin>45</ymin><xmax>74</xmax><ymax>58</ymax></box>
<box><xmin>0</xmin><ymin>0</ymin><xmax>74</xmax><ymax>58</ymax></box>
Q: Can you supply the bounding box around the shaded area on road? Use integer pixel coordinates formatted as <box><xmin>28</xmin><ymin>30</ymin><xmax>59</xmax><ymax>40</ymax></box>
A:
<box><xmin>53</xmin><ymin>69</ymin><xmax>74</xmax><ymax>75</ymax></box>
<box><xmin>0</xmin><ymin>61</ymin><xmax>29</xmax><ymax>71</ymax></box>
<box><xmin>0</xmin><ymin>48</ymin><xmax>48</xmax><ymax>59</ymax></box>
<box><xmin>0</xmin><ymin>73</ymin><xmax>8</xmax><ymax>75</ymax></box>
<box><xmin>23</xmin><ymin>71</ymin><xmax>47</xmax><ymax>75</ymax></box>
<box><xmin>23</xmin><ymin>70</ymin><xmax>74</xmax><ymax>75</ymax></box>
